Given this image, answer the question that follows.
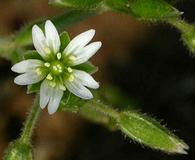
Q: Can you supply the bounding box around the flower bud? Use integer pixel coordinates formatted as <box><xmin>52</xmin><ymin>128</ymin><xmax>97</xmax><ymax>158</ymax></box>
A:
<box><xmin>3</xmin><ymin>140</ymin><xmax>33</xmax><ymax>160</ymax></box>
<box><xmin>169</xmin><ymin>19</ymin><xmax>195</xmax><ymax>55</ymax></box>
<box><xmin>119</xmin><ymin>111</ymin><xmax>189</xmax><ymax>154</ymax></box>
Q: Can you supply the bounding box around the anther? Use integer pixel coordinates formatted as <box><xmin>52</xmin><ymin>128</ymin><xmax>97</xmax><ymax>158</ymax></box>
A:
<box><xmin>46</xmin><ymin>74</ymin><xmax>53</xmax><ymax>80</ymax></box>
<box><xmin>44</xmin><ymin>62</ymin><xmax>50</xmax><ymax>68</ymax></box>
<box><xmin>57</xmin><ymin>52</ymin><xmax>62</xmax><ymax>60</ymax></box>
<box><xmin>67</xmin><ymin>67</ymin><xmax>73</xmax><ymax>73</ymax></box>
<box><xmin>53</xmin><ymin>66</ymin><xmax>58</xmax><ymax>71</ymax></box>
<box><xmin>57</xmin><ymin>64</ymin><xmax>62</xmax><ymax>69</ymax></box>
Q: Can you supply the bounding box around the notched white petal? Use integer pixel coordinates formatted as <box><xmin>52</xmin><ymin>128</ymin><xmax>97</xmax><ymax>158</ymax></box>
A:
<box><xmin>64</xmin><ymin>29</ymin><xmax>96</xmax><ymax>55</ymax></box>
<box><xmin>72</xmin><ymin>41</ymin><xmax>102</xmax><ymax>66</ymax></box>
<box><xmin>73</xmin><ymin>70</ymin><xmax>99</xmax><ymax>89</ymax></box>
<box><xmin>45</xmin><ymin>20</ymin><xmax>60</xmax><ymax>54</ymax></box>
<box><xmin>11</xmin><ymin>59</ymin><xmax>44</xmax><ymax>73</ymax></box>
<box><xmin>48</xmin><ymin>86</ymin><xmax>63</xmax><ymax>114</ymax></box>
<box><xmin>32</xmin><ymin>25</ymin><xmax>47</xmax><ymax>58</ymax></box>
<box><xmin>14</xmin><ymin>72</ymin><xmax>44</xmax><ymax>85</ymax></box>
<box><xmin>40</xmin><ymin>79</ymin><xmax>53</xmax><ymax>109</ymax></box>
<box><xmin>65</xmin><ymin>80</ymin><xmax>93</xmax><ymax>99</ymax></box>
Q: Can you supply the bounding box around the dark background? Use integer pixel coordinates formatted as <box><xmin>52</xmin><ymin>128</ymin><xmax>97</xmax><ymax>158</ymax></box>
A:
<box><xmin>0</xmin><ymin>0</ymin><xmax>195</xmax><ymax>159</ymax></box>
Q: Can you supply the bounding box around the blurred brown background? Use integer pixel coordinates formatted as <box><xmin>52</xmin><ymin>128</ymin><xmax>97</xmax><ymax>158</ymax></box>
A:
<box><xmin>0</xmin><ymin>0</ymin><xmax>195</xmax><ymax>160</ymax></box>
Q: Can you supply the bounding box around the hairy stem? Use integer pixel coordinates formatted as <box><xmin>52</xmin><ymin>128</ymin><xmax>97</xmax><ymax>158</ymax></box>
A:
<box><xmin>84</xmin><ymin>100</ymin><xmax>119</xmax><ymax>119</ymax></box>
<box><xmin>168</xmin><ymin>18</ymin><xmax>192</xmax><ymax>33</ymax></box>
<box><xmin>20</xmin><ymin>95</ymin><xmax>41</xmax><ymax>144</ymax></box>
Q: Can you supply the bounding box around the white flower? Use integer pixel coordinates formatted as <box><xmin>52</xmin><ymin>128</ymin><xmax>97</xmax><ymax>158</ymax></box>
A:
<box><xmin>11</xmin><ymin>20</ymin><xmax>102</xmax><ymax>114</ymax></box>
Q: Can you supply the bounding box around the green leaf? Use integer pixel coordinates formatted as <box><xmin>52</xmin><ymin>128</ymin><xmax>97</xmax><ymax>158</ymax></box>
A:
<box><xmin>27</xmin><ymin>82</ymin><xmax>42</xmax><ymax>94</ymax></box>
<box><xmin>73</xmin><ymin>61</ymin><xmax>98</xmax><ymax>74</ymax></box>
<box><xmin>119</xmin><ymin>111</ymin><xmax>189</xmax><ymax>154</ymax></box>
<box><xmin>23</xmin><ymin>50</ymin><xmax>43</xmax><ymax>60</ymax></box>
<box><xmin>129</xmin><ymin>0</ymin><xmax>182</xmax><ymax>20</ymax></box>
<box><xmin>49</xmin><ymin>0</ymin><xmax>103</xmax><ymax>9</ymax></box>
<box><xmin>15</xmin><ymin>10</ymin><xmax>94</xmax><ymax>46</ymax></box>
<box><xmin>105</xmin><ymin>0</ymin><xmax>182</xmax><ymax>21</ymax></box>
<box><xmin>60</xmin><ymin>31</ymin><xmax>70</xmax><ymax>51</ymax></box>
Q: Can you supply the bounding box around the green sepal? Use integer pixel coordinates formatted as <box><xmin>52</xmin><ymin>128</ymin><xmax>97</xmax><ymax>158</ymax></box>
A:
<box><xmin>27</xmin><ymin>82</ymin><xmax>42</xmax><ymax>94</ymax></box>
<box><xmin>59</xmin><ymin>91</ymin><xmax>86</xmax><ymax>112</ymax></box>
<box><xmin>23</xmin><ymin>50</ymin><xmax>43</xmax><ymax>60</ymax></box>
<box><xmin>60</xmin><ymin>31</ymin><xmax>70</xmax><ymax>52</ymax></box>
<box><xmin>73</xmin><ymin>61</ymin><xmax>98</xmax><ymax>74</ymax></box>
<box><xmin>49</xmin><ymin>0</ymin><xmax>103</xmax><ymax>10</ymax></box>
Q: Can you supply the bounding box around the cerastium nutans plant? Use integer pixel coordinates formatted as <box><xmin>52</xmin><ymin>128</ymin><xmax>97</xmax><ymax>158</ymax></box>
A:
<box><xmin>1</xmin><ymin>0</ymin><xmax>194</xmax><ymax>159</ymax></box>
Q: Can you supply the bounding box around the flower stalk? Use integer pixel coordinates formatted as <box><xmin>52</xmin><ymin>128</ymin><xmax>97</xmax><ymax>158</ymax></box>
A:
<box><xmin>3</xmin><ymin>96</ymin><xmax>40</xmax><ymax>160</ymax></box>
<box><xmin>20</xmin><ymin>95</ymin><xmax>41</xmax><ymax>144</ymax></box>
<box><xmin>60</xmin><ymin>98</ymin><xmax>189</xmax><ymax>154</ymax></box>
<box><xmin>168</xmin><ymin>18</ymin><xmax>195</xmax><ymax>54</ymax></box>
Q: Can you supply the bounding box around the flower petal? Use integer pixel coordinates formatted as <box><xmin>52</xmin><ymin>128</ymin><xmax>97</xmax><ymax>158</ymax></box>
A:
<box><xmin>45</xmin><ymin>20</ymin><xmax>60</xmax><ymax>54</ymax></box>
<box><xmin>65</xmin><ymin>79</ymin><xmax>93</xmax><ymax>99</ymax></box>
<box><xmin>40</xmin><ymin>79</ymin><xmax>53</xmax><ymax>109</ymax></box>
<box><xmin>73</xmin><ymin>70</ymin><xmax>99</xmax><ymax>89</ymax></box>
<box><xmin>11</xmin><ymin>59</ymin><xmax>44</xmax><ymax>73</ymax></box>
<box><xmin>48</xmin><ymin>86</ymin><xmax>63</xmax><ymax>114</ymax></box>
<box><xmin>71</xmin><ymin>41</ymin><xmax>102</xmax><ymax>66</ymax></box>
<box><xmin>14</xmin><ymin>72</ymin><xmax>44</xmax><ymax>85</ymax></box>
<box><xmin>32</xmin><ymin>25</ymin><xmax>47</xmax><ymax>58</ymax></box>
<box><xmin>63</xmin><ymin>29</ymin><xmax>95</xmax><ymax>55</ymax></box>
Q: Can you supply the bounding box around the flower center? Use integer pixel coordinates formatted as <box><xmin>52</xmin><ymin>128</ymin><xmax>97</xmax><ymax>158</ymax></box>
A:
<box><xmin>50</xmin><ymin>61</ymin><xmax>64</xmax><ymax>75</ymax></box>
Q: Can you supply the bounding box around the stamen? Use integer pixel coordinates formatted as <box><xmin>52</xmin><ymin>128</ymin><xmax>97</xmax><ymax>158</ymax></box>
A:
<box><xmin>57</xmin><ymin>52</ymin><xmax>62</xmax><ymax>60</ymax></box>
<box><xmin>44</xmin><ymin>62</ymin><xmax>50</xmax><ymax>68</ymax></box>
<box><xmin>67</xmin><ymin>67</ymin><xmax>73</xmax><ymax>73</ymax></box>
<box><xmin>44</xmin><ymin>47</ymin><xmax>51</xmax><ymax>54</ymax></box>
<box><xmin>46</xmin><ymin>73</ymin><xmax>53</xmax><ymax>80</ymax></box>
<box><xmin>68</xmin><ymin>75</ymin><xmax>74</xmax><ymax>82</ymax></box>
